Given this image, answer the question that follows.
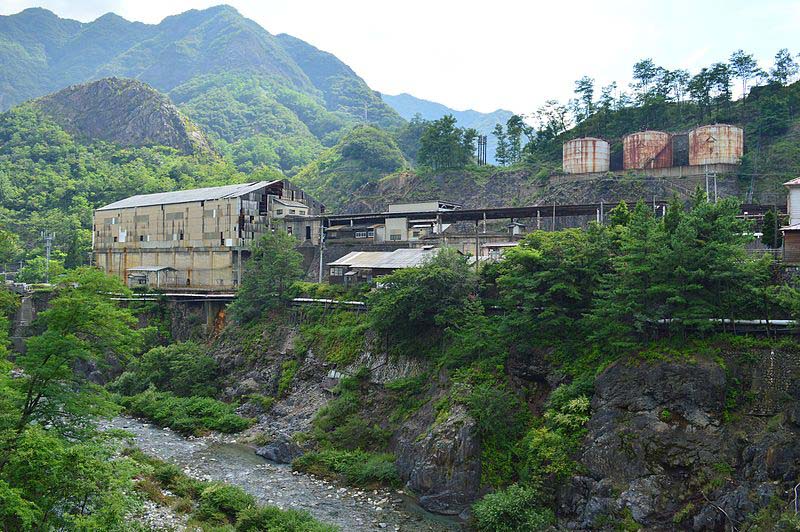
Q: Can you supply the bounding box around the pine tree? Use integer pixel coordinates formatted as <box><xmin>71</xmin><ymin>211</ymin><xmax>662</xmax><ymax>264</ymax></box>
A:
<box><xmin>608</xmin><ymin>201</ymin><xmax>631</xmax><ymax>226</ymax></box>
<box><xmin>762</xmin><ymin>209</ymin><xmax>781</xmax><ymax>248</ymax></box>
<box><xmin>493</xmin><ymin>124</ymin><xmax>509</xmax><ymax>166</ymax></box>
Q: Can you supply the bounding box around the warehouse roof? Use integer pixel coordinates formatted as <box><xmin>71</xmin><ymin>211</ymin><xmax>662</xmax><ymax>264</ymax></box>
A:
<box><xmin>97</xmin><ymin>181</ymin><xmax>278</xmax><ymax>211</ymax></box>
<box><xmin>328</xmin><ymin>248</ymin><xmax>440</xmax><ymax>270</ymax></box>
<box><xmin>272</xmin><ymin>197</ymin><xmax>308</xmax><ymax>208</ymax></box>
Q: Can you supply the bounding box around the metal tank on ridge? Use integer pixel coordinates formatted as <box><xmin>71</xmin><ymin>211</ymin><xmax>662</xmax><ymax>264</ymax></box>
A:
<box><xmin>623</xmin><ymin>130</ymin><xmax>673</xmax><ymax>169</ymax></box>
<box><xmin>562</xmin><ymin>137</ymin><xmax>610</xmax><ymax>174</ymax></box>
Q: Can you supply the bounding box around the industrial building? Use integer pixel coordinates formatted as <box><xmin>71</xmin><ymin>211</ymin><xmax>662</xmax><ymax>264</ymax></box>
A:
<box><xmin>782</xmin><ymin>178</ymin><xmax>800</xmax><ymax>263</ymax></box>
<box><xmin>563</xmin><ymin>124</ymin><xmax>744</xmax><ymax>174</ymax></box>
<box><xmin>327</xmin><ymin>247</ymin><xmax>442</xmax><ymax>285</ymax></box>
<box><xmin>93</xmin><ymin>180</ymin><xmax>323</xmax><ymax>290</ymax></box>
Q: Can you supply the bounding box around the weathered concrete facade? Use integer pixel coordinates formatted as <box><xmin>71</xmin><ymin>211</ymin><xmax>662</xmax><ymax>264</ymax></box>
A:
<box><xmin>93</xmin><ymin>180</ymin><xmax>322</xmax><ymax>290</ymax></box>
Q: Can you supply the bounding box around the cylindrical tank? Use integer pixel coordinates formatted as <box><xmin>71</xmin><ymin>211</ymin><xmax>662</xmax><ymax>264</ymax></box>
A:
<box><xmin>623</xmin><ymin>131</ymin><xmax>673</xmax><ymax>169</ymax></box>
<box><xmin>689</xmin><ymin>124</ymin><xmax>744</xmax><ymax>165</ymax></box>
<box><xmin>562</xmin><ymin>137</ymin><xmax>610</xmax><ymax>173</ymax></box>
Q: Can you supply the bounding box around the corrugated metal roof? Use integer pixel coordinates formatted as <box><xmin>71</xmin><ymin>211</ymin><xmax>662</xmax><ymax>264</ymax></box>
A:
<box><xmin>96</xmin><ymin>181</ymin><xmax>278</xmax><ymax>211</ymax></box>
<box><xmin>328</xmin><ymin>251</ymin><xmax>391</xmax><ymax>268</ymax></box>
<box><xmin>328</xmin><ymin>248</ymin><xmax>442</xmax><ymax>269</ymax></box>
<box><xmin>784</xmin><ymin>178</ymin><xmax>800</xmax><ymax>186</ymax></box>
<box><xmin>373</xmin><ymin>248</ymin><xmax>437</xmax><ymax>269</ymax></box>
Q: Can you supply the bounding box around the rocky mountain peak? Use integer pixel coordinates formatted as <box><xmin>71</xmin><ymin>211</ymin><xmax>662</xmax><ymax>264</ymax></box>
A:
<box><xmin>33</xmin><ymin>77</ymin><xmax>213</xmax><ymax>155</ymax></box>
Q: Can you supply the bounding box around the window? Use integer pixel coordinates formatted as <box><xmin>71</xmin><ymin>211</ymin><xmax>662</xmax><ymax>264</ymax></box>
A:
<box><xmin>139</xmin><ymin>235</ymin><xmax>144</xmax><ymax>242</ymax></box>
<box><xmin>355</xmin><ymin>231</ymin><xmax>367</xmax><ymax>239</ymax></box>
<box><xmin>367</xmin><ymin>229</ymin><xmax>374</xmax><ymax>237</ymax></box>
<box><xmin>330</xmin><ymin>267</ymin><xmax>346</xmax><ymax>276</ymax></box>
<box><xmin>389</xmin><ymin>233</ymin><xmax>401</xmax><ymax>241</ymax></box>
<box><xmin>412</xmin><ymin>230</ymin><xmax>420</xmax><ymax>238</ymax></box>
<box><xmin>287</xmin><ymin>226</ymin><xmax>293</xmax><ymax>235</ymax></box>
<box><xmin>289</xmin><ymin>209</ymin><xmax>296</xmax><ymax>214</ymax></box>
<box><xmin>179</xmin><ymin>232</ymin><xmax>184</xmax><ymax>241</ymax></box>
<box><xmin>113</xmin><ymin>236</ymin><xmax>118</xmax><ymax>242</ymax></box>
<box><xmin>299</xmin><ymin>210</ymin><xmax>306</xmax><ymax>215</ymax></box>
<box><xmin>276</xmin><ymin>209</ymin><xmax>284</xmax><ymax>215</ymax></box>
<box><xmin>305</xmin><ymin>226</ymin><xmax>312</xmax><ymax>240</ymax></box>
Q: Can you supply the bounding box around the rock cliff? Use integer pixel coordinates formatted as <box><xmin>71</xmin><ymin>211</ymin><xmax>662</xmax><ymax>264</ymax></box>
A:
<box><xmin>33</xmin><ymin>77</ymin><xmax>213</xmax><ymax>155</ymax></box>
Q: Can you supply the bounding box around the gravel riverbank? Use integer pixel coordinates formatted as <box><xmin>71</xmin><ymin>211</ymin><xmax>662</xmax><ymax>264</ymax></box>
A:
<box><xmin>107</xmin><ymin>416</ymin><xmax>463</xmax><ymax>531</ymax></box>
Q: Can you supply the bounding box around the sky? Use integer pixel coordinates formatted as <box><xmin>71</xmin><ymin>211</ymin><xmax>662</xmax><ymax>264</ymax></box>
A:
<box><xmin>2</xmin><ymin>0</ymin><xmax>798</xmax><ymax>115</ymax></box>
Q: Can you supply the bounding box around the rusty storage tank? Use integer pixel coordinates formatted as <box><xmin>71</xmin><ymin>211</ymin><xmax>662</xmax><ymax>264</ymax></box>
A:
<box><xmin>623</xmin><ymin>130</ymin><xmax>673</xmax><ymax>169</ymax></box>
<box><xmin>562</xmin><ymin>137</ymin><xmax>610</xmax><ymax>173</ymax></box>
<box><xmin>689</xmin><ymin>124</ymin><xmax>744</xmax><ymax>165</ymax></box>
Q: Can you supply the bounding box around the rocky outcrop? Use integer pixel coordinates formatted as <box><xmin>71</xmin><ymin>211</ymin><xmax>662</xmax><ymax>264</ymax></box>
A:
<box><xmin>559</xmin><ymin>355</ymin><xmax>800</xmax><ymax>529</ymax></box>
<box><xmin>256</xmin><ymin>434</ymin><xmax>304</xmax><ymax>464</ymax></box>
<box><xmin>34</xmin><ymin>78</ymin><xmax>213</xmax><ymax>155</ymax></box>
<box><xmin>393</xmin><ymin>401</ymin><xmax>482</xmax><ymax>516</ymax></box>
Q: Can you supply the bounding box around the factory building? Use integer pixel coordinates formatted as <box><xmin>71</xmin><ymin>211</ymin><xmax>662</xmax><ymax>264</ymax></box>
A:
<box><xmin>781</xmin><ymin>178</ymin><xmax>800</xmax><ymax>263</ymax></box>
<box><xmin>93</xmin><ymin>180</ymin><xmax>323</xmax><ymax>290</ymax></box>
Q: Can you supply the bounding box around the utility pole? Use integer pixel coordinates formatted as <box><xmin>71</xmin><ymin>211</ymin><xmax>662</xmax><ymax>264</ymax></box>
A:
<box><xmin>318</xmin><ymin>224</ymin><xmax>325</xmax><ymax>283</ymax></box>
<box><xmin>41</xmin><ymin>231</ymin><xmax>54</xmax><ymax>284</ymax></box>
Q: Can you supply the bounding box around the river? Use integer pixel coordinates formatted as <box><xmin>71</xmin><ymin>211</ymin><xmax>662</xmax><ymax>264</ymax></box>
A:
<box><xmin>107</xmin><ymin>417</ymin><xmax>463</xmax><ymax>531</ymax></box>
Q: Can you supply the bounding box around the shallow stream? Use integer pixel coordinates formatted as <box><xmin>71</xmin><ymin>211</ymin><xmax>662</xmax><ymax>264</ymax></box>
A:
<box><xmin>107</xmin><ymin>417</ymin><xmax>463</xmax><ymax>531</ymax></box>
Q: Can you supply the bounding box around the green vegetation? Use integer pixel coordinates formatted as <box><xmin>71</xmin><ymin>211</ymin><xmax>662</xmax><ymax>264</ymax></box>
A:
<box><xmin>0</xmin><ymin>269</ymin><xmax>148</xmax><ymax>529</ymax></box>
<box><xmin>417</xmin><ymin>114</ymin><xmax>479</xmax><ymax>170</ymax></box>
<box><xmin>109</xmin><ymin>341</ymin><xmax>219</xmax><ymax>397</ymax></box>
<box><xmin>293</xmin><ymin>125</ymin><xmax>408</xmax><ymax>209</ymax></box>
<box><xmin>126</xmin><ymin>448</ymin><xmax>337</xmax><ymax>531</ymax></box>
<box><xmin>472</xmin><ymin>484</ymin><xmax>555</xmax><ymax>531</ymax></box>
<box><xmin>294</xmin><ymin>371</ymin><xmax>398</xmax><ymax>487</ymax></box>
<box><xmin>119</xmin><ymin>389</ymin><xmax>253</xmax><ymax>436</ymax></box>
<box><xmin>293</xmin><ymin>450</ymin><xmax>399</xmax><ymax>488</ymax></box>
<box><xmin>228</xmin><ymin>231</ymin><xmax>305</xmax><ymax>322</ymax></box>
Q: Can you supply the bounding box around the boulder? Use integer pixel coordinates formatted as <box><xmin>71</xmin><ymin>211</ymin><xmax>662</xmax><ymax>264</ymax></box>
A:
<box><xmin>255</xmin><ymin>434</ymin><xmax>303</xmax><ymax>464</ymax></box>
<box><xmin>393</xmin><ymin>403</ymin><xmax>481</xmax><ymax>515</ymax></box>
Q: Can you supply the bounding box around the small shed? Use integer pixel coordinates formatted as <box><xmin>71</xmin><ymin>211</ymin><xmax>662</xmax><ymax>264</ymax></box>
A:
<box><xmin>126</xmin><ymin>266</ymin><xmax>178</xmax><ymax>288</ymax></box>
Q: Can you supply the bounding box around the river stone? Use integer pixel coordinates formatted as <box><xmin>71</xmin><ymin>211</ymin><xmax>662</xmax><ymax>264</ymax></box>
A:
<box><xmin>256</xmin><ymin>434</ymin><xmax>303</xmax><ymax>464</ymax></box>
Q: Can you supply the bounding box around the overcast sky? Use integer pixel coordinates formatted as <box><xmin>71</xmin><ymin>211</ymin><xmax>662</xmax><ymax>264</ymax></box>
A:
<box><xmin>2</xmin><ymin>0</ymin><xmax>798</xmax><ymax>114</ymax></box>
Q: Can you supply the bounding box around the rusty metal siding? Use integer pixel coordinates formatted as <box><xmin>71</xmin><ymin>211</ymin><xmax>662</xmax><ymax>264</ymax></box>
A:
<box><xmin>623</xmin><ymin>131</ymin><xmax>673</xmax><ymax>169</ymax></box>
<box><xmin>689</xmin><ymin>124</ymin><xmax>744</xmax><ymax>166</ymax></box>
<box><xmin>563</xmin><ymin>138</ymin><xmax>610</xmax><ymax>174</ymax></box>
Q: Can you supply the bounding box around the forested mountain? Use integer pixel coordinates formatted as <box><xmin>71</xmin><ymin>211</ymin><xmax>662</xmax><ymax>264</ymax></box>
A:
<box><xmin>382</xmin><ymin>92</ymin><xmax>513</xmax><ymax>164</ymax></box>
<box><xmin>0</xmin><ymin>5</ymin><xmax>403</xmax><ymax>172</ymax></box>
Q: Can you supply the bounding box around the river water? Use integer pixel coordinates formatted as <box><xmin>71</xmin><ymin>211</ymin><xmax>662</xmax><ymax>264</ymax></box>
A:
<box><xmin>108</xmin><ymin>417</ymin><xmax>463</xmax><ymax>531</ymax></box>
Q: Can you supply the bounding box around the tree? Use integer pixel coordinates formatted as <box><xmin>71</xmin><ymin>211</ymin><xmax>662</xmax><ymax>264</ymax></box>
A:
<box><xmin>367</xmin><ymin>248</ymin><xmax>476</xmax><ymax>352</ymax></box>
<box><xmin>729</xmin><ymin>50</ymin><xmax>762</xmax><ymax>102</ymax></box>
<box><xmin>0</xmin><ymin>230</ymin><xmax>21</xmax><ymax>267</ymax></box>
<box><xmin>762</xmin><ymin>209</ymin><xmax>782</xmax><ymax>248</ymax></box>
<box><xmin>418</xmin><ymin>115</ymin><xmax>474</xmax><ymax>169</ymax></box>
<box><xmin>574</xmin><ymin>76</ymin><xmax>595</xmax><ymax>121</ymax></box>
<box><xmin>229</xmin><ymin>232</ymin><xmax>304</xmax><ymax>322</ymax></box>
<box><xmin>598</xmin><ymin>83</ymin><xmax>616</xmax><ymax>112</ymax></box>
<box><xmin>0</xmin><ymin>268</ymin><xmax>143</xmax><ymax>472</ymax></box>
<box><xmin>608</xmin><ymin>201</ymin><xmax>631</xmax><ymax>227</ymax></box>
<box><xmin>15</xmin><ymin>255</ymin><xmax>66</xmax><ymax>284</ymax></box>
<box><xmin>394</xmin><ymin>113</ymin><xmax>429</xmax><ymax>163</ymax></box>
<box><xmin>632</xmin><ymin>58</ymin><xmax>659</xmax><ymax>100</ymax></box>
<box><xmin>506</xmin><ymin>115</ymin><xmax>526</xmax><ymax>163</ymax></box>
<box><xmin>688</xmin><ymin>68</ymin><xmax>713</xmax><ymax>117</ymax></box>
<box><xmin>708</xmin><ymin>62</ymin><xmax>733</xmax><ymax>108</ymax></box>
<box><xmin>770</xmin><ymin>48</ymin><xmax>799</xmax><ymax>85</ymax></box>
<box><xmin>493</xmin><ymin>124</ymin><xmax>509</xmax><ymax>166</ymax></box>
<box><xmin>533</xmin><ymin>100</ymin><xmax>569</xmax><ymax>141</ymax></box>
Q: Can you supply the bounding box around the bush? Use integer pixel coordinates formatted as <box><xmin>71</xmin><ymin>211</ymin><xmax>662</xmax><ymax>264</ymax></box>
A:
<box><xmin>196</xmin><ymin>483</ymin><xmax>256</xmax><ymax>524</ymax></box>
<box><xmin>236</xmin><ymin>506</ymin><xmax>338</xmax><ymax>532</ymax></box>
<box><xmin>292</xmin><ymin>449</ymin><xmax>399</xmax><ymax>488</ymax></box>
<box><xmin>109</xmin><ymin>342</ymin><xmax>219</xmax><ymax>397</ymax></box>
<box><xmin>472</xmin><ymin>484</ymin><xmax>554</xmax><ymax>532</ymax></box>
<box><xmin>120</xmin><ymin>389</ymin><xmax>254</xmax><ymax>435</ymax></box>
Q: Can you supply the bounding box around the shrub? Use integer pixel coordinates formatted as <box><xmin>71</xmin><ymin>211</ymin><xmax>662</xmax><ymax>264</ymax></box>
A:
<box><xmin>110</xmin><ymin>341</ymin><xmax>219</xmax><ymax>397</ymax></box>
<box><xmin>196</xmin><ymin>483</ymin><xmax>256</xmax><ymax>523</ymax></box>
<box><xmin>235</xmin><ymin>506</ymin><xmax>338</xmax><ymax>532</ymax></box>
<box><xmin>120</xmin><ymin>389</ymin><xmax>254</xmax><ymax>435</ymax></box>
<box><xmin>278</xmin><ymin>359</ymin><xmax>299</xmax><ymax>397</ymax></box>
<box><xmin>472</xmin><ymin>484</ymin><xmax>554</xmax><ymax>532</ymax></box>
<box><xmin>293</xmin><ymin>449</ymin><xmax>399</xmax><ymax>488</ymax></box>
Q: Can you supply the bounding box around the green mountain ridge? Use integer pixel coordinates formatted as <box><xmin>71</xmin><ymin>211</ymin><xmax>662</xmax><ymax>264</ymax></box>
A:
<box><xmin>0</xmin><ymin>5</ymin><xmax>403</xmax><ymax>172</ymax></box>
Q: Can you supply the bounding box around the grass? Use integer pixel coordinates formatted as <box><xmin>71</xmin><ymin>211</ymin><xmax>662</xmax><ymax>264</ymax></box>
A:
<box><xmin>118</xmin><ymin>389</ymin><xmax>254</xmax><ymax>436</ymax></box>
<box><xmin>292</xmin><ymin>449</ymin><xmax>400</xmax><ymax>488</ymax></box>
